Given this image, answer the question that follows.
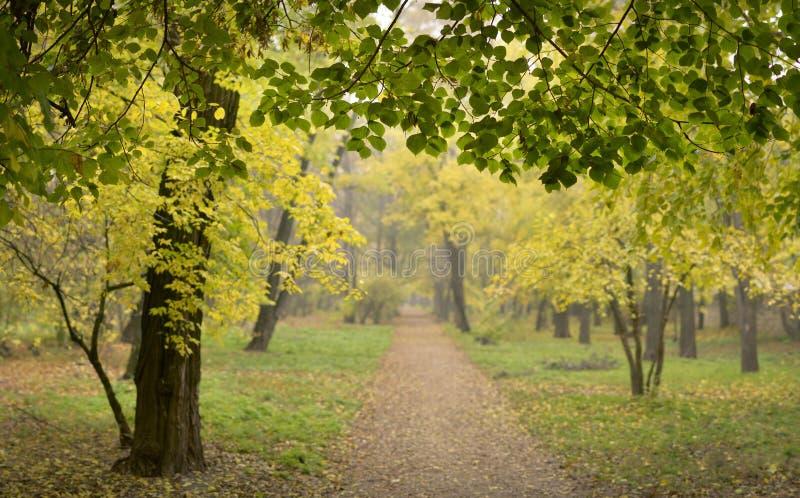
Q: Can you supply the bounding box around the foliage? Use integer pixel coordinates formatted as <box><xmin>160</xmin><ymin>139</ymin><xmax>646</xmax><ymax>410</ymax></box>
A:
<box><xmin>354</xmin><ymin>276</ymin><xmax>408</xmax><ymax>323</ymax></box>
<box><xmin>265</xmin><ymin>1</ymin><xmax>800</xmax><ymax>193</ymax></box>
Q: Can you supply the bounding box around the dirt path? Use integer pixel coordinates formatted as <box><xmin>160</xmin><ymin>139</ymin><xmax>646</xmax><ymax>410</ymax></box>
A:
<box><xmin>336</xmin><ymin>308</ymin><xmax>581</xmax><ymax>497</ymax></box>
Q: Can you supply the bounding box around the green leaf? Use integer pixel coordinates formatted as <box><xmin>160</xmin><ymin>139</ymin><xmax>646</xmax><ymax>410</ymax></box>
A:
<box><xmin>311</xmin><ymin>110</ymin><xmax>328</xmax><ymax>127</ymax></box>
<box><xmin>353</xmin><ymin>0</ymin><xmax>377</xmax><ymax>19</ymax></box>
<box><xmin>0</xmin><ymin>199</ymin><xmax>13</xmax><ymax>227</ymax></box>
<box><xmin>631</xmin><ymin>134</ymin><xmax>647</xmax><ymax>152</ymax></box>
<box><xmin>351</xmin><ymin>126</ymin><xmax>370</xmax><ymax>139</ymax></box>
<box><xmin>235</xmin><ymin>136</ymin><xmax>253</xmax><ymax>153</ymax></box>
<box><xmin>249</xmin><ymin>110</ymin><xmax>266</xmax><ymax>127</ymax></box>
<box><xmin>367</xmin><ymin>135</ymin><xmax>387</xmax><ymax>151</ymax></box>
<box><xmin>406</xmin><ymin>133</ymin><xmax>427</xmax><ymax>154</ymax></box>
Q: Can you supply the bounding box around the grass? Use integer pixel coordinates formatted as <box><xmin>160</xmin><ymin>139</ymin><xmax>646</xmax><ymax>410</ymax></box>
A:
<box><xmin>0</xmin><ymin>319</ymin><xmax>392</xmax><ymax>493</ymax></box>
<box><xmin>454</xmin><ymin>317</ymin><xmax>800</xmax><ymax>496</ymax></box>
<box><xmin>201</xmin><ymin>325</ymin><xmax>391</xmax><ymax>473</ymax></box>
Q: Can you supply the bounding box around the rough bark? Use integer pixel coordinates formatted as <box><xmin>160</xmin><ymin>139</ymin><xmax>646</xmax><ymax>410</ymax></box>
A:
<box><xmin>114</xmin><ymin>72</ymin><xmax>238</xmax><ymax>476</ymax></box>
<box><xmin>553</xmin><ymin>307</ymin><xmax>570</xmax><ymax>338</ymax></box>
<box><xmin>113</xmin><ymin>172</ymin><xmax>210</xmax><ymax>477</ymax></box>
<box><xmin>578</xmin><ymin>304</ymin><xmax>591</xmax><ymax>344</ymax></box>
<box><xmin>678</xmin><ymin>286</ymin><xmax>697</xmax><ymax>358</ymax></box>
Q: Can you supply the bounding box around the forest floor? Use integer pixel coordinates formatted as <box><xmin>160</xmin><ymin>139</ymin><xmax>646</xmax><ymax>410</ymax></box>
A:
<box><xmin>4</xmin><ymin>309</ymin><xmax>797</xmax><ymax>496</ymax></box>
<box><xmin>326</xmin><ymin>308</ymin><xmax>583</xmax><ymax>497</ymax></box>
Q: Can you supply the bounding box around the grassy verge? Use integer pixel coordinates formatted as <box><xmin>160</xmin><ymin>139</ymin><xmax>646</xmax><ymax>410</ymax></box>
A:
<box><xmin>453</xmin><ymin>320</ymin><xmax>800</xmax><ymax>496</ymax></box>
<box><xmin>0</xmin><ymin>320</ymin><xmax>392</xmax><ymax>495</ymax></box>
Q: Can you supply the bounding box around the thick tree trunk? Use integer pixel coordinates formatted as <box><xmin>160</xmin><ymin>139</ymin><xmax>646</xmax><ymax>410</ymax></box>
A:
<box><xmin>643</xmin><ymin>260</ymin><xmax>662</xmax><ymax>361</ymax></box>
<box><xmin>735</xmin><ymin>278</ymin><xmax>759</xmax><ymax>373</ymax></box>
<box><xmin>553</xmin><ymin>307</ymin><xmax>570</xmax><ymax>338</ymax></box>
<box><xmin>113</xmin><ymin>173</ymin><xmax>210</xmax><ymax>477</ymax></box>
<box><xmin>445</xmin><ymin>234</ymin><xmax>470</xmax><ymax>332</ymax></box>
<box><xmin>718</xmin><ymin>290</ymin><xmax>731</xmax><ymax>328</ymax></box>
<box><xmin>678</xmin><ymin>286</ymin><xmax>697</xmax><ymax>358</ymax></box>
<box><xmin>114</xmin><ymin>72</ymin><xmax>238</xmax><ymax>476</ymax></box>
<box><xmin>578</xmin><ymin>304</ymin><xmax>591</xmax><ymax>344</ymax></box>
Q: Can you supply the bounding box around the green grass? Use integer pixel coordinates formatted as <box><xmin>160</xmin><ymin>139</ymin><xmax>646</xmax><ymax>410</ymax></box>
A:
<box><xmin>454</xmin><ymin>319</ymin><xmax>800</xmax><ymax>495</ymax></box>
<box><xmin>0</xmin><ymin>321</ymin><xmax>392</xmax><ymax>476</ymax></box>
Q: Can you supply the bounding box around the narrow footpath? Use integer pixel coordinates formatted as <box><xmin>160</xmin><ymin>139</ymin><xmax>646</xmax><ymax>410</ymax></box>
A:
<box><xmin>336</xmin><ymin>308</ymin><xmax>581</xmax><ymax>497</ymax></box>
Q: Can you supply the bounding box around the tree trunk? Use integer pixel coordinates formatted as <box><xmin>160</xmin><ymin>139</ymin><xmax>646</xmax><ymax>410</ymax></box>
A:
<box><xmin>578</xmin><ymin>304</ymin><xmax>591</xmax><ymax>344</ymax></box>
<box><xmin>122</xmin><ymin>297</ymin><xmax>143</xmax><ymax>380</ymax></box>
<box><xmin>610</xmin><ymin>294</ymin><xmax>643</xmax><ymax>396</ymax></box>
<box><xmin>123</xmin><ymin>324</ymin><xmax>140</xmax><ymax>381</ymax></box>
<box><xmin>120</xmin><ymin>298</ymin><xmax>142</xmax><ymax>344</ymax></box>
<box><xmin>779</xmin><ymin>306</ymin><xmax>800</xmax><ymax>341</ymax></box>
<box><xmin>678</xmin><ymin>286</ymin><xmax>697</xmax><ymax>358</ymax></box>
<box><xmin>553</xmin><ymin>307</ymin><xmax>570</xmax><ymax>338</ymax></box>
<box><xmin>697</xmin><ymin>297</ymin><xmax>705</xmax><ymax>330</ymax></box>
<box><xmin>593</xmin><ymin>303</ymin><xmax>602</xmax><ymax>326</ymax></box>
<box><xmin>245</xmin><ymin>291</ymin><xmax>288</xmax><ymax>352</ymax></box>
<box><xmin>534</xmin><ymin>298</ymin><xmax>547</xmax><ymax>331</ymax></box>
<box><xmin>433</xmin><ymin>278</ymin><xmax>448</xmax><ymax>322</ymax></box>
<box><xmin>718</xmin><ymin>290</ymin><xmax>731</xmax><ymax>328</ymax></box>
<box><xmin>735</xmin><ymin>278</ymin><xmax>759</xmax><ymax>373</ymax></box>
<box><xmin>113</xmin><ymin>172</ymin><xmax>210</xmax><ymax>477</ymax></box>
<box><xmin>88</xmin><ymin>347</ymin><xmax>134</xmax><ymax>449</ymax></box>
<box><xmin>445</xmin><ymin>233</ymin><xmax>470</xmax><ymax>332</ymax></box>
<box><xmin>246</xmin><ymin>137</ymin><xmax>316</xmax><ymax>352</ymax></box>
<box><xmin>114</xmin><ymin>72</ymin><xmax>238</xmax><ymax>476</ymax></box>
<box><xmin>643</xmin><ymin>259</ymin><xmax>662</xmax><ymax>361</ymax></box>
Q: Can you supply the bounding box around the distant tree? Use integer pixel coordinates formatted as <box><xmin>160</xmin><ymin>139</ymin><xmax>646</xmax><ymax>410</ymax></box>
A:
<box><xmin>678</xmin><ymin>286</ymin><xmax>698</xmax><ymax>358</ymax></box>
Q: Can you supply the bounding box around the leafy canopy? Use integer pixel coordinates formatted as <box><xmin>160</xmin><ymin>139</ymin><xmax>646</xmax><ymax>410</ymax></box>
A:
<box><xmin>262</xmin><ymin>0</ymin><xmax>800</xmax><ymax>190</ymax></box>
<box><xmin>3</xmin><ymin>0</ymin><xmax>800</xmax><ymax>225</ymax></box>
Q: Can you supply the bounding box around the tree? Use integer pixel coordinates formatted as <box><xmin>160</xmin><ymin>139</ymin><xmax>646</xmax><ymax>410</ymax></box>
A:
<box><xmin>244</xmin><ymin>132</ymin><xmax>359</xmax><ymax>351</ymax></box>
<box><xmin>577</xmin><ymin>304</ymin><xmax>592</xmax><ymax>345</ymax></box>
<box><xmin>6</xmin><ymin>0</ymin><xmax>800</xmax><ymax>474</ymax></box>
<box><xmin>0</xmin><ymin>188</ymin><xmax>152</xmax><ymax>448</ymax></box>
<box><xmin>553</xmin><ymin>307</ymin><xmax>571</xmax><ymax>339</ymax></box>
<box><xmin>267</xmin><ymin>1</ymin><xmax>800</xmax><ymax>197</ymax></box>
<box><xmin>678</xmin><ymin>285</ymin><xmax>698</xmax><ymax>358</ymax></box>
